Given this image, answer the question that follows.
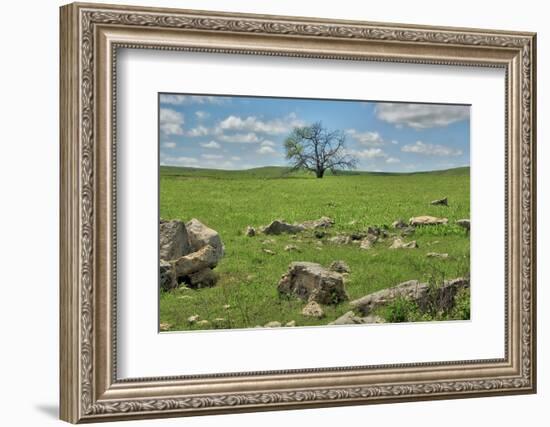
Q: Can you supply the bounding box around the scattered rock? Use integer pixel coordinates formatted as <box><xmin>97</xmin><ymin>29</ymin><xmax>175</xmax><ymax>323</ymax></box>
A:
<box><xmin>197</xmin><ymin>320</ymin><xmax>210</xmax><ymax>327</ymax></box>
<box><xmin>223</xmin><ymin>304</ymin><xmax>231</xmax><ymax>310</ymax></box>
<box><xmin>212</xmin><ymin>317</ymin><xmax>227</xmax><ymax>325</ymax></box>
<box><xmin>350</xmin><ymin>277</ymin><xmax>470</xmax><ymax>316</ymax></box>
<box><xmin>284</xmin><ymin>244</ymin><xmax>300</xmax><ymax>252</ymax></box>
<box><xmin>360</xmin><ymin>238</ymin><xmax>373</xmax><ymax>250</ymax></box>
<box><xmin>186</xmin><ymin>218</ymin><xmax>224</xmax><ymax>261</ymax></box>
<box><xmin>329</xmin><ymin>260</ymin><xmax>351</xmax><ymax>274</ymax></box>
<box><xmin>367</xmin><ymin>226</ymin><xmax>389</xmax><ymax>239</ymax></box>
<box><xmin>390</xmin><ymin>238</ymin><xmax>418</xmax><ymax>249</ymax></box>
<box><xmin>409</xmin><ymin>216</ymin><xmax>448</xmax><ymax>226</ymax></box>
<box><xmin>173</xmin><ymin>245</ymin><xmax>220</xmax><ymax>278</ymax></box>
<box><xmin>329</xmin><ymin>311</ymin><xmax>364</xmax><ymax>325</ymax></box>
<box><xmin>261</xmin><ymin>239</ymin><xmax>275</xmax><ymax>245</ymax></box>
<box><xmin>160</xmin><ymin>219</ymin><xmax>192</xmax><ymax>261</ymax></box>
<box><xmin>264</xmin><ymin>321</ymin><xmax>282</xmax><ymax>328</ymax></box>
<box><xmin>159</xmin><ymin>322</ymin><xmax>172</xmax><ymax>331</ymax></box>
<box><xmin>392</xmin><ymin>219</ymin><xmax>408</xmax><ymax>229</ymax></box>
<box><xmin>285</xmin><ymin>320</ymin><xmax>296</xmax><ymax>327</ymax></box>
<box><xmin>427</xmin><ymin>252</ymin><xmax>449</xmax><ymax>259</ymax></box>
<box><xmin>456</xmin><ymin>219</ymin><xmax>470</xmax><ymax>231</ymax></box>
<box><xmin>261</xmin><ymin>220</ymin><xmax>305</xmax><ymax>235</ymax></box>
<box><xmin>301</xmin><ymin>301</ymin><xmax>325</xmax><ymax>318</ymax></box>
<box><xmin>177</xmin><ymin>295</ymin><xmax>193</xmax><ymax>300</ymax></box>
<box><xmin>301</xmin><ymin>216</ymin><xmax>335</xmax><ymax>230</ymax></box>
<box><xmin>431</xmin><ymin>197</ymin><xmax>448</xmax><ymax>206</ymax></box>
<box><xmin>328</xmin><ymin>235</ymin><xmax>351</xmax><ymax>245</ymax></box>
<box><xmin>187</xmin><ymin>314</ymin><xmax>200</xmax><ymax>324</ymax></box>
<box><xmin>277</xmin><ymin>262</ymin><xmax>348</xmax><ymax>305</ymax></box>
<box><xmin>160</xmin><ymin>259</ymin><xmax>176</xmax><ymax>291</ymax></box>
<box><xmin>262</xmin><ymin>248</ymin><xmax>276</xmax><ymax>255</ymax></box>
<box><xmin>245</xmin><ymin>226</ymin><xmax>256</xmax><ymax>237</ymax></box>
<box><xmin>186</xmin><ymin>267</ymin><xmax>217</xmax><ymax>289</ymax></box>
<box><xmin>348</xmin><ymin>220</ymin><xmax>358</xmax><ymax>226</ymax></box>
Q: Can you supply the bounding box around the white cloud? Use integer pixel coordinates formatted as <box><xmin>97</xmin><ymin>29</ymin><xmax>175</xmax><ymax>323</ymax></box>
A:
<box><xmin>160</xmin><ymin>94</ymin><xmax>226</xmax><ymax>105</ymax></box>
<box><xmin>260</xmin><ymin>140</ymin><xmax>276</xmax><ymax>147</ymax></box>
<box><xmin>200</xmin><ymin>141</ymin><xmax>221</xmax><ymax>149</ymax></box>
<box><xmin>346</xmin><ymin>129</ymin><xmax>385</xmax><ymax>146</ymax></box>
<box><xmin>375</xmin><ymin>103</ymin><xmax>470</xmax><ymax>129</ymax></box>
<box><xmin>401</xmin><ymin>141</ymin><xmax>462</xmax><ymax>157</ymax></box>
<box><xmin>391</xmin><ymin>140</ymin><xmax>399</xmax><ymax>145</ymax></box>
<box><xmin>159</xmin><ymin>108</ymin><xmax>184</xmax><ymax>135</ymax></box>
<box><xmin>231</xmin><ymin>156</ymin><xmax>241</xmax><ymax>161</ymax></box>
<box><xmin>201</xmin><ymin>154</ymin><xmax>223</xmax><ymax>160</ymax></box>
<box><xmin>161</xmin><ymin>156</ymin><xmax>198</xmax><ymax>167</ymax></box>
<box><xmin>257</xmin><ymin>146</ymin><xmax>277</xmax><ymax>155</ymax></box>
<box><xmin>218</xmin><ymin>132</ymin><xmax>260</xmax><ymax>143</ymax></box>
<box><xmin>162</xmin><ymin>142</ymin><xmax>177</xmax><ymax>149</ymax></box>
<box><xmin>349</xmin><ymin>148</ymin><xmax>387</xmax><ymax>159</ymax></box>
<box><xmin>386</xmin><ymin>157</ymin><xmax>401</xmax><ymax>163</ymax></box>
<box><xmin>195</xmin><ymin>110</ymin><xmax>209</xmax><ymax>119</ymax></box>
<box><xmin>217</xmin><ymin>113</ymin><xmax>303</xmax><ymax>135</ymax></box>
<box><xmin>187</xmin><ymin>125</ymin><xmax>209</xmax><ymax>137</ymax></box>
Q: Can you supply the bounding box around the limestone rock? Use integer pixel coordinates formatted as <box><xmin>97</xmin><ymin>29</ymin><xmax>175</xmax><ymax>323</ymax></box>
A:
<box><xmin>284</xmin><ymin>244</ymin><xmax>300</xmax><ymax>252</ymax></box>
<box><xmin>427</xmin><ymin>252</ymin><xmax>449</xmax><ymax>259</ymax></box>
<box><xmin>159</xmin><ymin>219</ymin><xmax>191</xmax><ymax>260</ymax></box>
<box><xmin>328</xmin><ymin>235</ymin><xmax>351</xmax><ymax>245</ymax></box>
<box><xmin>350</xmin><ymin>277</ymin><xmax>470</xmax><ymax>316</ymax></box>
<box><xmin>285</xmin><ymin>320</ymin><xmax>296</xmax><ymax>327</ymax></box>
<box><xmin>277</xmin><ymin>262</ymin><xmax>348</xmax><ymax>305</ymax></box>
<box><xmin>187</xmin><ymin>314</ymin><xmax>200</xmax><ymax>324</ymax></box>
<box><xmin>264</xmin><ymin>321</ymin><xmax>282</xmax><ymax>328</ymax></box>
<box><xmin>409</xmin><ymin>216</ymin><xmax>448</xmax><ymax>226</ymax></box>
<box><xmin>390</xmin><ymin>238</ymin><xmax>418</xmax><ymax>249</ymax></box>
<box><xmin>160</xmin><ymin>259</ymin><xmax>176</xmax><ymax>291</ymax></box>
<box><xmin>186</xmin><ymin>218</ymin><xmax>224</xmax><ymax>262</ymax></box>
<box><xmin>301</xmin><ymin>301</ymin><xmax>325</xmax><ymax>318</ymax></box>
<box><xmin>301</xmin><ymin>216</ymin><xmax>335</xmax><ymax>229</ymax></box>
<box><xmin>173</xmin><ymin>245</ymin><xmax>219</xmax><ymax>278</ymax></box>
<box><xmin>261</xmin><ymin>220</ymin><xmax>305</xmax><ymax>235</ymax></box>
<box><xmin>329</xmin><ymin>311</ymin><xmax>364</xmax><ymax>325</ymax></box>
<box><xmin>360</xmin><ymin>238</ymin><xmax>373</xmax><ymax>250</ymax></box>
<box><xmin>186</xmin><ymin>267</ymin><xmax>217</xmax><ymax>289</ymax></box>
<box><xmin>245</xmin><ymin>226</ymin><xmax>256</xmax><ymax>237</ymax></box>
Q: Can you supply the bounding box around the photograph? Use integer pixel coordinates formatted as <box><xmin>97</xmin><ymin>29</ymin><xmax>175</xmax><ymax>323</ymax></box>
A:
<box><xmin>158</xmin><ymin>94</ymin><xmax>471</xmax><ymax>331</ymax></box>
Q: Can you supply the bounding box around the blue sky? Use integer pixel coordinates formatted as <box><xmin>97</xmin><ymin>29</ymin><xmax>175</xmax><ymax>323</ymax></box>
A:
<box><xmin>159</xmin><ymin>94</ymin><xmax>470</xmax><ymax>173</ymax></box>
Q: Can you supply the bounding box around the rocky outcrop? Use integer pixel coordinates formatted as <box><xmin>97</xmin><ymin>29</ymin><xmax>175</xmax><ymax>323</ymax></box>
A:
<box><xmin>159</xmin><ymin>218</ymin><xmax>223</xmax><ymax>290</ymax></box>
<box><xmin>277</xmin><ymin>262</ymin><xmax>348</xmax><ymax>305</ymax></box>
<box><xmin>350</xmin><ymin>277</ymin><xmax>470</xmax><ymax>316</ymax></box>
<box><xmin>245</xmin><ymin>226</ymin><xmax>256</xmax><ymax>237</ymax></box>
<box><xmin>160</xmin><ymin>219</ymin><xmax>192</xmax><ymax>260</ymax></box>
<box><xmin>409</xmin><ymin>215</ymin><xmax>448</xmax><ymax>226</ymax></box>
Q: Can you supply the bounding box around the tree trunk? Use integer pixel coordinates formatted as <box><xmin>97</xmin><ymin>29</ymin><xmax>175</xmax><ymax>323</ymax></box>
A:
<box><xmin>315</xmin><ymin>168</ymin><xmax>325</xmax><ymax>178</ymax></box>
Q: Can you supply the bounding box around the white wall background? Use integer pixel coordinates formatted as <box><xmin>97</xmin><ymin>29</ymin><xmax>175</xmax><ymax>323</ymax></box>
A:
<box><xmin>0</xmin><ymin>0</ymin><xmax>545</xmax><ymax>426</ymax></box>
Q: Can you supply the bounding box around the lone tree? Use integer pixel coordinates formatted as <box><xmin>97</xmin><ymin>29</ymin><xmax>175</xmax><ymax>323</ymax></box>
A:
<box><xmin>284</xmin><ymin>122</ymin><xmax>357</xmax><ymax>178</ymax></box>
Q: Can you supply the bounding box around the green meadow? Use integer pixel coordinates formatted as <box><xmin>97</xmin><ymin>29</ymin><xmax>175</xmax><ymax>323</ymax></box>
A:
<box><xmin>159</xmin><ymin>166</ymin><xmax>470</xmax><ymax>331</ymax></box>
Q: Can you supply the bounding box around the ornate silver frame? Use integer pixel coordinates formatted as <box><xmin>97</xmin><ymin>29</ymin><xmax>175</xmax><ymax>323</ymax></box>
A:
<box><xmin>60</xmin><ymin>2</ymin><xmax>537</xmax><ymax>423</ymax></box>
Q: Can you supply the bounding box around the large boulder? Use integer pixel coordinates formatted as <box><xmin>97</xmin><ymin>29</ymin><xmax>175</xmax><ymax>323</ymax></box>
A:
<box><xmin>159</xmin><ymin>219</ymin><xmax>192</xmax><ymax>260</ymax></box>
<box><xmin>350</xmin><ymin>277</ymin><xmax>469</xmax><ymax>316</ymax></box>
<box><xmin>173</xmin><ymin>245</ymin><xmax>219</xmax><ymax>277</ymax></box>
<box><xmin>186</xmin><ymin>218</ymin><xmax>224</xmax><ymax>262</ymax></box>
<box><xmin>409</xmin><ymin>216</ymin><xmax>448</xmax><ymax>226</ymax></box>
<box><xmin>277</xmin><ymin>262</ymin><xmax>348</xmax><ymax>305</ymax></box>
<box><xmin>329</xmin><ymin>311</ymin><xmax>385</xmax><ymax>325</ymax></box>
<box><xmin>261</xmin><ymin>220</ymin><xmax>305</xmax><ymax>235</ymax></box>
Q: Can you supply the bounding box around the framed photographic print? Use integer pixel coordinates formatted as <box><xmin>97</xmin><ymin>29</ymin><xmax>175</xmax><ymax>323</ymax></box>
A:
<box><xmin>60</xmin><ymin>2</ymin><xmax>537</xmax><ymax>423</ymax></box>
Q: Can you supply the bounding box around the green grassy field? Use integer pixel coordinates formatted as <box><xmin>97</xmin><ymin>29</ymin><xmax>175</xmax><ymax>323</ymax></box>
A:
<box><xmin>159</xmin><ymin>166</ymin><xmax>470</xmax><ymax>331</ymax></box>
